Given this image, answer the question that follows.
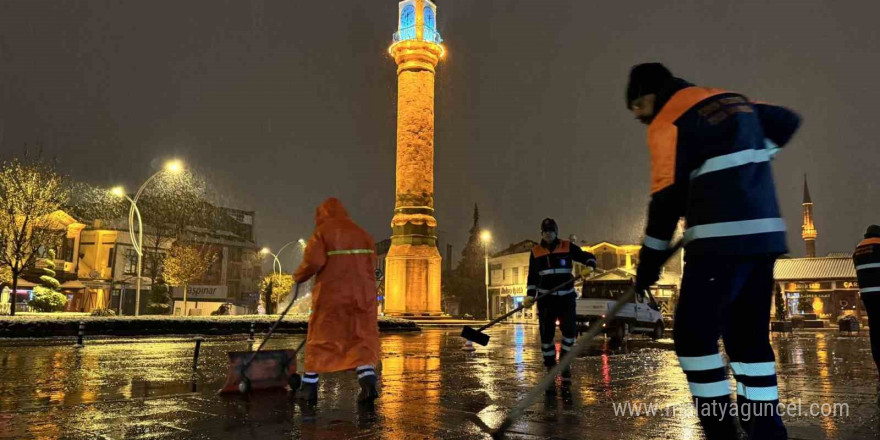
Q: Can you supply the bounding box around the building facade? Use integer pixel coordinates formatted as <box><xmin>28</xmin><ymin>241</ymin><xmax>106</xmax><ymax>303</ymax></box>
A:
<box><xmin>773</xmin><ymin>255</ymin><xmax>861</xmax><ymax>322</ymax></box>
<box><xmin>487</xmin><ymin>241</ymin><xmax>535</xmax><ymax>322</ymax></box>
<box><xmin>0</xmin><ymin>210</ymin><xmax>87</xmax><ymax>314</ymax></box>
<box><xmin>69</xmin><ymin>208</ymin><xmax>261</xmax><ymax>315</ymax></box>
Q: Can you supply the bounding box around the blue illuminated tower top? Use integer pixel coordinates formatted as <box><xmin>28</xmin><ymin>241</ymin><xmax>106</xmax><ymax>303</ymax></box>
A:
<box><xmin>393</xmin><ymin>0</ymin><xmax>442</xmax><ymax>44</ymax></box>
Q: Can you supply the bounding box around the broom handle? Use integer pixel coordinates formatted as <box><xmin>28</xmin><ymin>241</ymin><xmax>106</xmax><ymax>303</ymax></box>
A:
<box><xmin>493</xmin><ymin>287</ymin><xmax>637</xmax><ymax>436</ymax></box>
<box><xmin>492</xmin><ymin>240</ymin><xmax>683</xmax><ymax>436</ymax></box>
<box><xmin>244</xmin><ymin>282</ymin><xmax>301</xmax><ymax>369</ymax></box>
<box><xmin>477</xmin><ymin>277</ymin><xmax>580</xmax><ymax>332</ymax></box>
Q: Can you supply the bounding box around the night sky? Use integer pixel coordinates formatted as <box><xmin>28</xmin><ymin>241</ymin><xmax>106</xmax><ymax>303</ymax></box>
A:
<box><xmin>2</xmin><ymin>1</ymin><xmax>878</xmax><ymax>270</ymax></box>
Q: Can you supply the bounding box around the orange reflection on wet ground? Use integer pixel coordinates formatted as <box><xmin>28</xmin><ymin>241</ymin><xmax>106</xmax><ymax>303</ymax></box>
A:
<box><xmin>0</xmin><ymin>327</ymin><xmax>876</xmax><ymax>439</ymax></box>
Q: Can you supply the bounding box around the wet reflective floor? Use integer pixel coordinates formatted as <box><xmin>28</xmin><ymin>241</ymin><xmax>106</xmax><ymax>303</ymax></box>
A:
<box><xmin>0</xmin><ymin>327</ymin><xmax>878</xmax><ymax>439</ymax></box>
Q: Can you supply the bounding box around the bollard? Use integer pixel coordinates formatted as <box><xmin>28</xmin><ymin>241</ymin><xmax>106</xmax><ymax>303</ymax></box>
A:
<box><xmin>192</xmin><ymin>337</ymin><xmax>203</xmax><ymax>372</ymax></box>
<box><xmin>248</xmin><ymin>322</ymin><xmax>255</xmax><ymax>342</ymax></box>
<box><xmin>76</xmin><ymin>321</ymin><xmax>85</xmax><ymax>347</ymax></box>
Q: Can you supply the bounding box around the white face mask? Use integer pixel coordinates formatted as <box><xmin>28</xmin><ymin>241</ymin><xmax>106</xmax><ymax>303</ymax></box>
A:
<box><xmin>542</xmin><ymin>231</ymin><xmax>557</xmax><ymax>243</ymax></box>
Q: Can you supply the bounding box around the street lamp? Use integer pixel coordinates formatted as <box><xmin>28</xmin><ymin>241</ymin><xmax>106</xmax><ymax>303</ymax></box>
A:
<box><xmin>261</xmin><ymin>238</ymin><xmax>306</xmax><ymax>275</ymax></box>
<box><xmin>480</xmin><ymin>230</ymin><xmax>491</xmax><ymax>320</ymax></box>
<box><xmin>110</xmin><ymin>186</ymin><xmax>142</xmax><ymax>316</ymax></box>
<box><xmin>260</xmin><ymin>247</ymin><xmax>281</xmax><ymax>275</ymax></box>
<box><xmin>113</xmin><ymin>159</ymin><xmax>184</xmax><ymax>316</ymax></box>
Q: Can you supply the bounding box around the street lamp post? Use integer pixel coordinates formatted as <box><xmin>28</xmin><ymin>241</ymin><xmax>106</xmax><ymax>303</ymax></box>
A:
<box><xmin>111</xmin><ymin>187</ymin><xmax>142</xmax><ymax>316</ymax></box>
<box><xmin>261</xmin><ymin>248</ymin><xmax>280</xmax><ymax>275</ymax></box>
<box><xmin>260</xmin><ymin>239</ymin><xmax>306</xmax><ymax>314</ymax></box>
<box><xmin>261</xmin><ymin>238</ymin><xmax>306</xmax><ymax>275</ymax></box>
<box><xmin>480</xmin><ymin>230</ymin><xmax>491</xmax><ymax>320</ymax></box>
<box><xmin>113</xmin><ymin>159</ymin><xmax>183</xmax><ymax>316</ymax></box>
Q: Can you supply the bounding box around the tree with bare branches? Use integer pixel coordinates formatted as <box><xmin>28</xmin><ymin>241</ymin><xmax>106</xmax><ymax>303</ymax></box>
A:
<box><xmin>137</xmin><ymin>172</ymin><xmax>214</xmax><ymax>287</ymax></box>
<box><xmin>0</xmin><ymin>155</ymin><xmax>69</xmax><ymax>315</ymax></box>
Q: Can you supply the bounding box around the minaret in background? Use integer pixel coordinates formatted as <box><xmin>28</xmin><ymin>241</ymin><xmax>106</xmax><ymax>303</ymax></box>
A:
<box><xmin>802</xmin><ymin>174</ymin><xmax>817</xmax><ymax>258</ymax></box>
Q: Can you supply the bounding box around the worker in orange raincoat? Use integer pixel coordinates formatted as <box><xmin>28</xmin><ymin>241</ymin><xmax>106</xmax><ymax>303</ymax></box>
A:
<box><xmin>293</xmin><ymin>198</ymin><xmax>381</xmax><ymax>404</ymax></box>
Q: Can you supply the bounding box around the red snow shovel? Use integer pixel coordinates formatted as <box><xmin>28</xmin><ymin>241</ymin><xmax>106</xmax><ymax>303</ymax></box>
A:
<box><xmin>219</xmin><ymin>283</ymin><xmax>306</xmax><ymax>394</ymax></box>
<box><xmin>461</xmin><ymin>277</ymin><xmax>581</xmax><ymax>346</ymax></box>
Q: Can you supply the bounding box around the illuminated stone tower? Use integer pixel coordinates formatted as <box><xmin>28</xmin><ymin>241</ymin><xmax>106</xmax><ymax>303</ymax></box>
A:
<box><xmin>384</xmin><ymin>0</ymin><xmax>444</xmax><ymax>316</ymax></box>
<box><xmin>802</xmin><ymin>174</ymin><xmax>817</xmax><ymax>258</ymax></box>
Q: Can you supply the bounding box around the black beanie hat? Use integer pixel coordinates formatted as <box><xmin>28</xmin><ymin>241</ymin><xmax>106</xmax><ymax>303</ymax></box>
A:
<box><xmin>626</xmin><ymin>63</ymin><xmax>673</xmax><ymax>108</ymax></box>
<box><xmin>541</xmin><ymin>218</ymin><xmax>558</xmax><ymax>233</ymax></box>
<box><xmin>866</xmin><ymin>225</ymin><xmax>880</xmax><ymax>238</ymax></box>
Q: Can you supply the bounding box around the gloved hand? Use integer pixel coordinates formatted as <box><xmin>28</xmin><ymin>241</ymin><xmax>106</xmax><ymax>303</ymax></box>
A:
<box><xmin>635</xmin><ymin>247</ymin><xmax>664</xmax><ymax>291</ymax></box>
<box><xmin>579</xmin><ymin>265</ymin><xmax>595</xmax><ymax>278</ymax></box>
<box><xmin>522</xmin><ymin>296</ymin><xmax>536</xmax><ymax>308</ymax></box>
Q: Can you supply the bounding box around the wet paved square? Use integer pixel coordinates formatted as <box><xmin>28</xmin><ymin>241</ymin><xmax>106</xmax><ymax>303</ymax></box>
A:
<box><xmin>0</xmin><ymin>326</ymin><xmax>878</xmax><ymax>439</ymax></box>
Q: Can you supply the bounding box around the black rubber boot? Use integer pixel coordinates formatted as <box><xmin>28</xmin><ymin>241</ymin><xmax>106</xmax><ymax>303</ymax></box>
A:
<box><xmin>560</xmin><ymin>365</ymin><xmax>573</xmax><ymax>399</ymax></box>
<box><xmin>357</xmin><ymin>374</ymin><xmax>379</xmax><ymax>403</ymax></box>
<box><xmin>295</xmin><ymin>381</ymin><xmax>318</xmax><ymax>403</ymax></box>
<box><xmin>561</xmin><ymin>365</ymin><xmax>572</xmax><ymax>384</ymax></box>
<box><xmin>545</xmin><ymin>366</ymin><xmax>557</xmax><ymax>396</ymax></box>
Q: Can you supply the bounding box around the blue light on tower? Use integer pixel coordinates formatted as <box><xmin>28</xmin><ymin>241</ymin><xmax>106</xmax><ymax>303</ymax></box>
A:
<box><xmin>424</xmin><ymin>6</ymin><xmax>435</xmax><ymax>29</ymax></box>
<box><xmin>393</xmin><ymin>0</ymin><xmax>442</xmax><ymax>44</ymax></box>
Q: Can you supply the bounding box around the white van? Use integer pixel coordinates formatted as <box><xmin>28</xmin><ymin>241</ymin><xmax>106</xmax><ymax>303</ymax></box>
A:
<box><xmin>575</xmin><ymin>279</ymin><xmax>665</xmax><ymax>343</ymax></box>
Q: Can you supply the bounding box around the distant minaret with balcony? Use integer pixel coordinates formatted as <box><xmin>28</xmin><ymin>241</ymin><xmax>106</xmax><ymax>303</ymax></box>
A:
<box><xmin>802</xmin><ymin>174</ymin><xmax>817</xmax><ymax>258</ymax></box>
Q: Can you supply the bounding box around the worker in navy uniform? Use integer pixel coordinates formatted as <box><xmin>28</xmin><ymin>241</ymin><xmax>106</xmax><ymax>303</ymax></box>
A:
<box><xmin>523</xmin><ymin>218</ymin><xmax>596</xmax><ymax>395</ymax></box>
<box><xmin>627</xmin><ymin>63</ymin><xmax>800</xmax><ymax>440</ymax></box>
<box><xmin>854</xmin><ymin>224</ymin><xmax>880</xmax><ymax>405</ymax></box>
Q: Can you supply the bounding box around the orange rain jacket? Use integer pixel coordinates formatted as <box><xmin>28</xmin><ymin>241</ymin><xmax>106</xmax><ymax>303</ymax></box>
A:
<box><xmin>294</xmin><ymin>198</ymin><xmax>380</xmax><ymax>373</ymax></box>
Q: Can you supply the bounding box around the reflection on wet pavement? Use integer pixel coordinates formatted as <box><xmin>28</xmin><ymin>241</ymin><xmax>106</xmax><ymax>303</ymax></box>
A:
<box><xmin>0</xmin><ymin>327</ymin><xmax>878</xmax><ymax>439</ymax></box>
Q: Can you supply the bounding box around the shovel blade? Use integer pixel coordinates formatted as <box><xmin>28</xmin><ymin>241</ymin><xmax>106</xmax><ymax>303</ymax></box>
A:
<box><xmin>461</xmin><ymin>326</ymin><xmax>490</xmax><ymax>346</ymax></box>
<box><xmin>218</xmin><ymin>349</ymin><xmax>298</xmax><ymax>394</ymax></box>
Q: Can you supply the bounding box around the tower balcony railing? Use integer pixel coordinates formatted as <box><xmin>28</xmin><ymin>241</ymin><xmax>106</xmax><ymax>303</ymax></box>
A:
<box><xmin>393</xmin><ymin>27</ymin><xmax>443</xmax><ymax>44</ymax></box>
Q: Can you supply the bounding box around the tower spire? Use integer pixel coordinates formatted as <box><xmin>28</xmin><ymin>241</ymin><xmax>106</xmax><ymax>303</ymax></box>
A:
<box><xmin>802</xmin><ymin>174</ymin><xmax>817</xmax><ymax>258</ymax></box>
<box><xmin>803</xmin><ymin>174</ymin><xmax>812</xmax><ymax>204</ymax></box>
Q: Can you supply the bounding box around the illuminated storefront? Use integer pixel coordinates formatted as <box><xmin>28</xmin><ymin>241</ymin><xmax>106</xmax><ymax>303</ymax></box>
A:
<box><xmin>774</xmin><ymin>256</ymin><xmax>860</xmax><ymax>321</ymax></box>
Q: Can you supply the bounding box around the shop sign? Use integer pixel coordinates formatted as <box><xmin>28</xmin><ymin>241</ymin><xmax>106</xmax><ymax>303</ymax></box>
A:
<box><xmin>173</xmin><ymin>285</ymin><xmax>228</xmax><ymax>300</ymax></box>
<box><xmin>795</xmin><ymin>282</ymin><xmax>832</xmax><ymax>291</ymax></box>
<box><xmin>489</xmin><ymin>285</ymin><xmax>525</xmax><ymax>296</ymax></box>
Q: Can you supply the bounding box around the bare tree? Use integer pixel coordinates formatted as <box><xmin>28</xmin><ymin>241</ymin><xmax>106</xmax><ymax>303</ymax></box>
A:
<box><xmin>65</xmin><ymin>181</ymin><xmax>127</xmax><ymax>224</ymax></box>
<box><xmin>163</xmin><ymin>243</ymin><xmax>217</xmax><ymax>315</ymax></box>
<box><xmin>137</xmin><ymin>172</ymin><xmax>213</xmax><ymax>285</ymax></box>
<box><xmin>0</xmin><ymin>154</ymin><xmax>69</xmax><ymax>315</ymax></box>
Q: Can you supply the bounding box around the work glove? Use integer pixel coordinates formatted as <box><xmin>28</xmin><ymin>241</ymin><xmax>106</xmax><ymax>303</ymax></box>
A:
<box><xmin>522</xmin><ymin>296</ymin><xmax>536</xmax><ymax>308</ymax></box>
<box><xmin>579</xmin><ymin>265</ymin><xmax>595</xmax><ymax>278</ymax></box>
<box><xmin>635</xmin><ymin>247</ymin><xmax>664</xmax><ymax>291</ymax></box>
